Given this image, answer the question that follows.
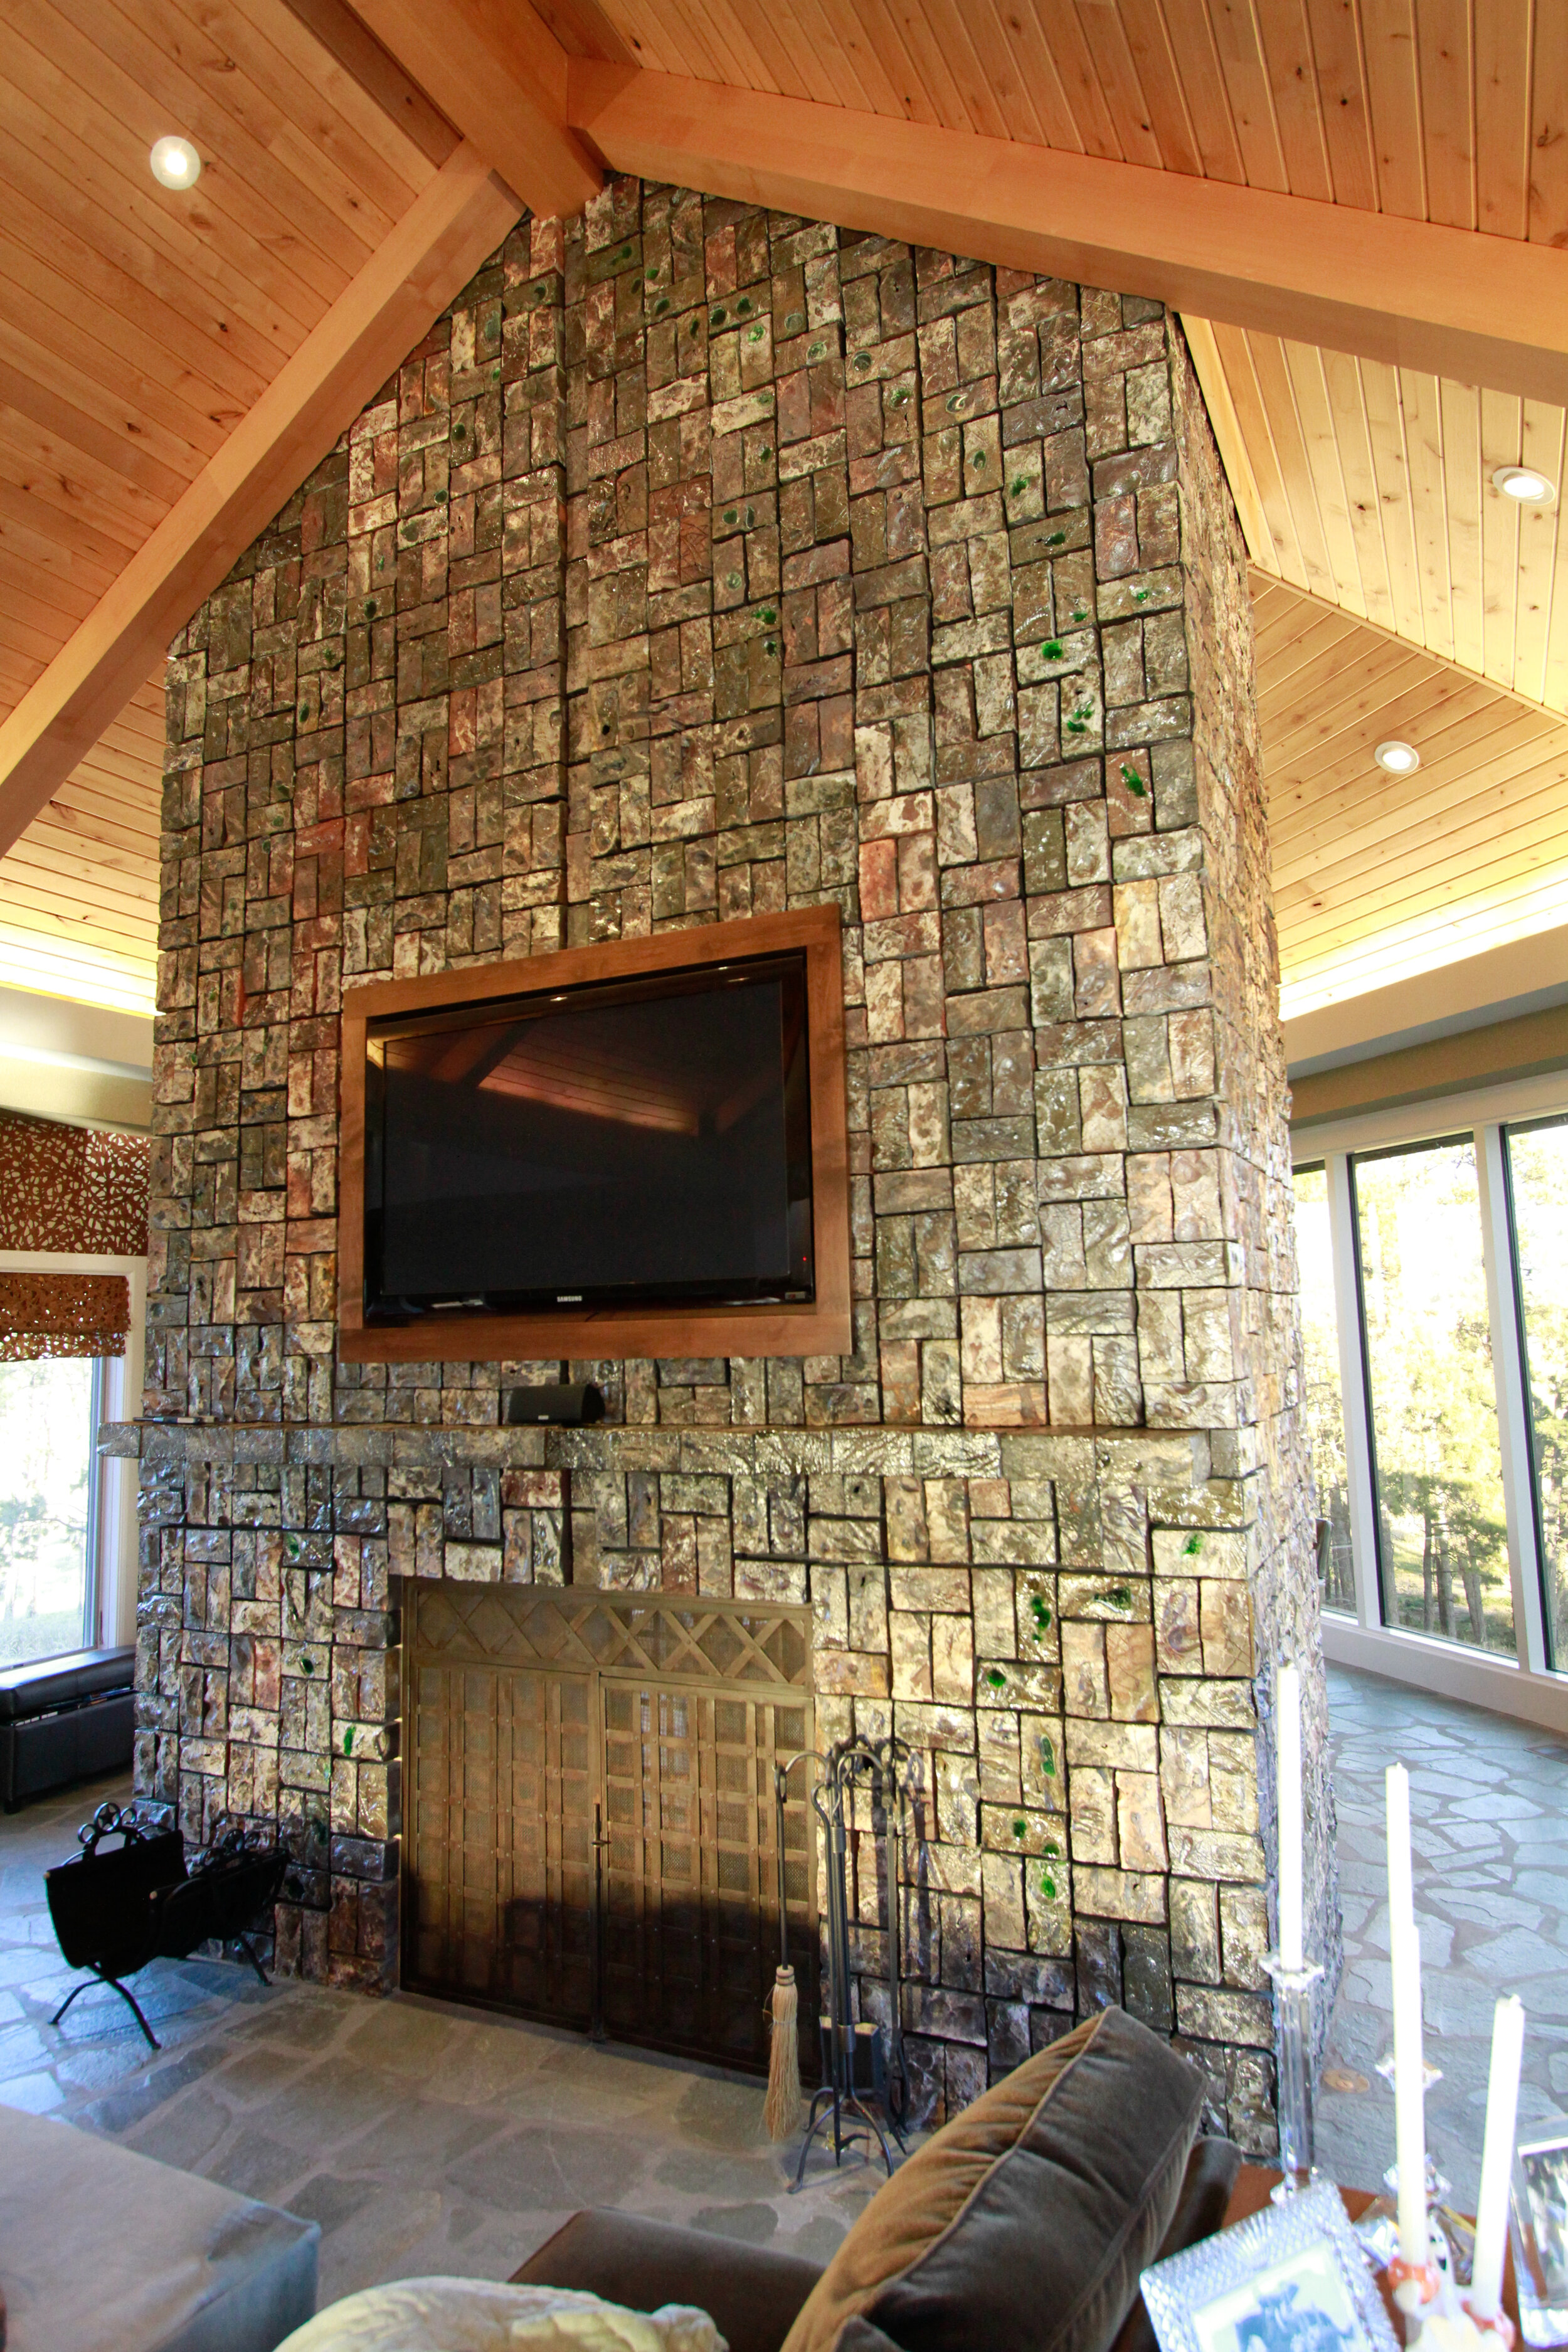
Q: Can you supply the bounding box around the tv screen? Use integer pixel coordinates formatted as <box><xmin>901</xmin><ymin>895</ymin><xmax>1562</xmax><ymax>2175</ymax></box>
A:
<box><xmin>362</xmin><ymin>951</ymin><xmax>815</xmax><ymax>1318</ymax></box>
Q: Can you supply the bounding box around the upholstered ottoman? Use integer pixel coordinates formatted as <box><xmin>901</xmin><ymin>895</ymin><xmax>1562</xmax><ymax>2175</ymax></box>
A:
<box><xmin>0</xmin><ymin>2106</ymin><xmax>318</xmax><ymax>2352</ymax></box>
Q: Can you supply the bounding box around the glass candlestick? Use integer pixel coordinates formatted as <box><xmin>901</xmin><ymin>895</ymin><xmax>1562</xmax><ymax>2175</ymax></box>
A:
<box><xmin>1266</xmin><ymin>1952</ymin><xmax>1325</xmax><ymax>2200</ymax></box>
<box><xmin>1377</xmin><ymin>2050</ymin><xmax>1451</xmax><ymax>2207</ymax></box>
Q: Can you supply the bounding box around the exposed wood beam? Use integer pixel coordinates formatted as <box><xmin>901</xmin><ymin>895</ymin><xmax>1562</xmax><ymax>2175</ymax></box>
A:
<box><xmin>566</xmin><ymin>63</ymin><xmax>1568</xmax><ymax>406</ymax></box>
<box><xmin>277</xmin><ymin>0</ymin><xmax>464</xmax><ymax>169</ymax></box>
<box><xmin>349</xmin><ymin>0</ymin><xmax>601</xmax><ymax>220</ymax></box>
<box><xmin>0</xmin><ymin>144</ymin><xmax>520</xmax><ymax>861</ymax></box>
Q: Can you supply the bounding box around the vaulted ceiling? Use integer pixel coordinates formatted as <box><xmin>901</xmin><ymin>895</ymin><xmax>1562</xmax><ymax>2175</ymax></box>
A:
<box><xmin>0</xmin><ymin>0</ymin><xmax>1562</xmax><ymax>1022</ymax></box>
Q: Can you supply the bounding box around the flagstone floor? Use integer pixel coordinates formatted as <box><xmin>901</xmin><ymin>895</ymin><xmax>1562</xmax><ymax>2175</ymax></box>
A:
<box><xmin>1314</xmin><ymin>1665</ymin><xmax>1568</xmax><ymax>2212</ymax></box>
<box><xmin>1</xmin><ymin>1661</ymin><xmax>1565</xmax><ymax>2302</ymax></box>
<box><xmin>0</xmin><ymin>1780</ymin><xmax>877</xmax><ymax>2305</ymax></box>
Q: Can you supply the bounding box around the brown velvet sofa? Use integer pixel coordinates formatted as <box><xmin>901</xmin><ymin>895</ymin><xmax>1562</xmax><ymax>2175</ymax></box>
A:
<box><xmin>512</xmin><ymin>2134</ymin><xmax>1242</xmax><ymax>2352</ymax></box>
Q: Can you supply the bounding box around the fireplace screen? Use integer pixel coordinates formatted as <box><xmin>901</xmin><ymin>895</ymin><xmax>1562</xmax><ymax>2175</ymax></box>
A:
<box><xmin>403</xmin><ymin>1582</ymin><xmax>817</xmax><ymax>2071</ymax></box>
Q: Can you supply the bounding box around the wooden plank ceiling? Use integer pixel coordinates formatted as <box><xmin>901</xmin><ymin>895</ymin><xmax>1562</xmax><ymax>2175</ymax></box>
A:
<box><xmin>1258</xmin><ymin>574</ymin><xmax>1568</xmax><ymax>1018</ymax></box>
<box><xmin>0</xmin><ymin>0</ymin><xmax>1564</xmax><ymax>1020</ymax></box>
<box><xmin>1187</xmin><ymin>324</ymin><xmax>1568</xmax><ymax>716</ymax></box>
<box><xmin>0</xmin><ymin>0</ymin><xmax>455</xmax><ymax>1012</ymax></box>
<box><xmin>0</xmin><ymin>677</ymin><xmax>161</xmax><ymax>1014</ymax></box>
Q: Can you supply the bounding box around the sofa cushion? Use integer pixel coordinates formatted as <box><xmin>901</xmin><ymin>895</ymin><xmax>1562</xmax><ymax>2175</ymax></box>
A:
<box><xmin>780</xmin><ymin>2007</ymin><xmax>1205</xmax><ymax>2352</ymax></box>
<box><xmin>513</xmin><ymin>2211</ymin><xmax>824</xmax><ymax>2352</ymax></box>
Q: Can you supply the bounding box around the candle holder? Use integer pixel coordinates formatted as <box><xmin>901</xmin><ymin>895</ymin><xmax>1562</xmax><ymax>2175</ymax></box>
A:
<box><xmin>1265</xmin><ymin>1952</ymin><xmax>1325</xmax><ymax>2201</ymax></box>
<box><xmin>1378</xmin><ymin>2050</ymin><xmax>1452</xmax><ymax>2209</ymax></box>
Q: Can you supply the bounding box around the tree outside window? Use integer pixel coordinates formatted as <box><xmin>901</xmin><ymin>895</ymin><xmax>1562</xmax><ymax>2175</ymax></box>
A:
<box><xmin>0</xmin><ymin>1356</ymin><xmax>97</xmax><ymax>1668</ymax></box>
<box><xmin>1505</xmin><ymin>1117</ymin><xmax>1568</xmax><ymax>1666</ymax></box>
<box><xmin>1352</xmin><ymin>1139</ymin><xmax>1514</xmax><ymax>1656</ymax></box>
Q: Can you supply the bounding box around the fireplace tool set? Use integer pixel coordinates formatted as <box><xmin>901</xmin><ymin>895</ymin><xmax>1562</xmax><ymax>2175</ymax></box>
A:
<box><xmin>773</xmin><ymin>1735</ymin><xmax>916</xmax><ymax>2185</ymax></box>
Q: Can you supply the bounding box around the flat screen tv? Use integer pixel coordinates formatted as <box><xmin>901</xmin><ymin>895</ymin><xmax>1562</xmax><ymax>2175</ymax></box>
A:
<box><xmin>361</xmin><ymin>950</ymin><xmax>815</xmax><ymax>1319</ymax></box>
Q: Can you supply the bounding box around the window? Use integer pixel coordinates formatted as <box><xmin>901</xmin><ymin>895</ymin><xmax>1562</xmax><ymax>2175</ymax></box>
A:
<box><xmin>1293</xmin><ymin>1096</ymin><xmax>1568</xmax><ymax>1695</ymax></box>
<box><xmin>1505</xmin><ymin>1116</ymin><xmax>1568</xmax><ymax>1667</ymax></box>
<box><xmin>0</xmin><ymin>1355</ymin><xmax>102</xmax><ymax>1668</ymax></box>
<box><xmin>1352</xmin><ymin>1139</ymin><xmax>1513</xmax><ymax>1655</ymax></box>
<box><xmin>1291</xmin><ymin>1165</ymin><xmax>1354</xmax><ymax>1614</ymax></box>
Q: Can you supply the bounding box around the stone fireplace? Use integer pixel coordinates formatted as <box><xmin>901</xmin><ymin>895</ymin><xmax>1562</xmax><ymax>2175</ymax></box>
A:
<box><xmin>116</xmin><ymin>179</ymin><xmax>1336</xmax><ymax>2149</ymax></box>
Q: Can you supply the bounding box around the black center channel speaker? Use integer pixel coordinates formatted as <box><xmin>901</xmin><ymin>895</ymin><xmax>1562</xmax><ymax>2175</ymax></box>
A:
<box><xmin>504</xmin><ymin>1382</ymin><xmax>605</xmax><ymax>1427</ymax></box>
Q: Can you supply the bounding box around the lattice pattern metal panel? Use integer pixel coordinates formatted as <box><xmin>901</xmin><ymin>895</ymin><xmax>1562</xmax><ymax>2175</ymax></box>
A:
<box><xmin>410</xmin><ymin>1582</ymin><xmax>812</xmax><ymax>1689</ymax></box>
<box><xmin>600</xmin><ymin>1683</ymin><xmax>813</xmax><ymax>2065</ymax></box>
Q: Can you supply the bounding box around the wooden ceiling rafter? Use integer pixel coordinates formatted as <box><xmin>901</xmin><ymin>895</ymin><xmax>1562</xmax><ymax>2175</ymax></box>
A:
<box><xmin>554</xmin><ymin>62</ymin><xmax>1568</xmax><ymax>405</ymax></box>
<box><xmin>346</xmin><ymin>0</ymin><xmax>601</xmax><ymax>219</ymax></box>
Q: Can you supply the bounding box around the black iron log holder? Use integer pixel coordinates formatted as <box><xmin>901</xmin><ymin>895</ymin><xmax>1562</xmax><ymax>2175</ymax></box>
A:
<box><xmin>45</xmin><ymin>1806</ymin><xmax>287</xmax><ymax>2049</ymax></box>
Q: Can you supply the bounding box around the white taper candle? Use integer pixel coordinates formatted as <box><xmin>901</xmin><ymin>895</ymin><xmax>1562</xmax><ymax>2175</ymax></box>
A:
<box><xmin>1277</xmin><ymin>1663</ymin><xmax>1303</xmax><ymax>1970</ymax></box>
<box><xmin>1391</xmin><ymin>1914</ymin><xmax>1428</xmax><ymax>2267</ymax></box>
<box><xmin>1387</xmin><ymin>1762</ymin><xmax>1414</xmax><ymax>1936</ymax></box>
<box><xmin>1471</xmin><ymin>1995</ymin><xmax>1526</xmax><ymax>2319</ymax></box>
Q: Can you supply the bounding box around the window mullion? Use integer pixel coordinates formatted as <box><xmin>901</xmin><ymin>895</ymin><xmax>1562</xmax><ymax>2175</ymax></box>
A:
<box><xmin>1325</xmin><ymin>1152</ymin><xmax>1380</xmax><ymax>1633</ymax></box>
<box><xmin>1476</xmin><ymin>1124</ymin><xmax>1549</xmax><ymax>1674</ymax></box>
<box><xmin>83</xmin><ymin>1355</ymin><xmax>104</xmax><ymax>1653</ymax></box>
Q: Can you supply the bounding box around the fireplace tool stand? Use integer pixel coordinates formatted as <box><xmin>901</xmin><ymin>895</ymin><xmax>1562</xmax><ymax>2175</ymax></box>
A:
<box><xmin>788</xmin><ymin>1735</ymin><xmax>913</xmax><ymax>2188</ymax></box>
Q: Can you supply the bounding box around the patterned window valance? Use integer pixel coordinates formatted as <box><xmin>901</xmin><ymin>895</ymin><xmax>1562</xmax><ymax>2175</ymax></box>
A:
<box><xmin>0</xmin><ymin>1115</ymin><xmax>149</xmax><ymax>1256</ymax></box>
<box><xmin>0</xmin><ymin>1273</ymin><xmax>130</xmax><ymax>1361</ymax></box>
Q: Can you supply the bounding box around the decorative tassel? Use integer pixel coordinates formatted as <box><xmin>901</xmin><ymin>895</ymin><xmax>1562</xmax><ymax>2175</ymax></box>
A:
<box><xmin>765</xmin><ymin>1963</ymin><xmax>803</xmax><ymax>2141</ymax></box>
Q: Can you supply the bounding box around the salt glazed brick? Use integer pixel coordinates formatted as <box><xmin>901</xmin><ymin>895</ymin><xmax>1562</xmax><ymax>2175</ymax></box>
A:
<box><xmin>135</xmin><ymin>191</ymin><xmax>1332</xmax><ymax>2143</ymax></box>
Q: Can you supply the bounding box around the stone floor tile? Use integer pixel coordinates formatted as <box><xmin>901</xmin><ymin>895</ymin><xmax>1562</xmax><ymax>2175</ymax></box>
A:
<box><xmin>1316</xmin><ymin>1666</ymin><xmax>1568</xmax><ymax>2217</ymax></box>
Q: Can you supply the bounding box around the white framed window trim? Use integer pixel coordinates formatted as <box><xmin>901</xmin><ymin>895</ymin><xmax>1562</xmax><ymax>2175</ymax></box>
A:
<box><xmin>1296</xmin><ymin>1073</ymin><xmax>1568</xmax><ymax>1734</ymax></box>
<box><xmin>0</xmin><ymin>1249</ymin><xmax>146</xmax><ymax>1653</ymax></box>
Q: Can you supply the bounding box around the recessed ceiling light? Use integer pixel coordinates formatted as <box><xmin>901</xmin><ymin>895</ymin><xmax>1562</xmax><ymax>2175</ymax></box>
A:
<box><xmin>1374</xmin><ymin>739</ymin><xmax>1421</xmax><ymax>776</ymax></box>
<box><xmin>149</xmin><ymin>135</ymin><xmax>201</xmax><ymax>190</ymax></box>
<box><xmin>1492</xmin><ymin>465</ymin><xmax>1556</xmax><ymax>505</ymax></box>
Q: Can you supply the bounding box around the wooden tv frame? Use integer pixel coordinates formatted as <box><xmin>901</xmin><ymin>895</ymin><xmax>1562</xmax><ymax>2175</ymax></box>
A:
<box><xmin>337</xmin><ymin>905</ymin><xmax>852</xmax><ymax>1364</ymax></box>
